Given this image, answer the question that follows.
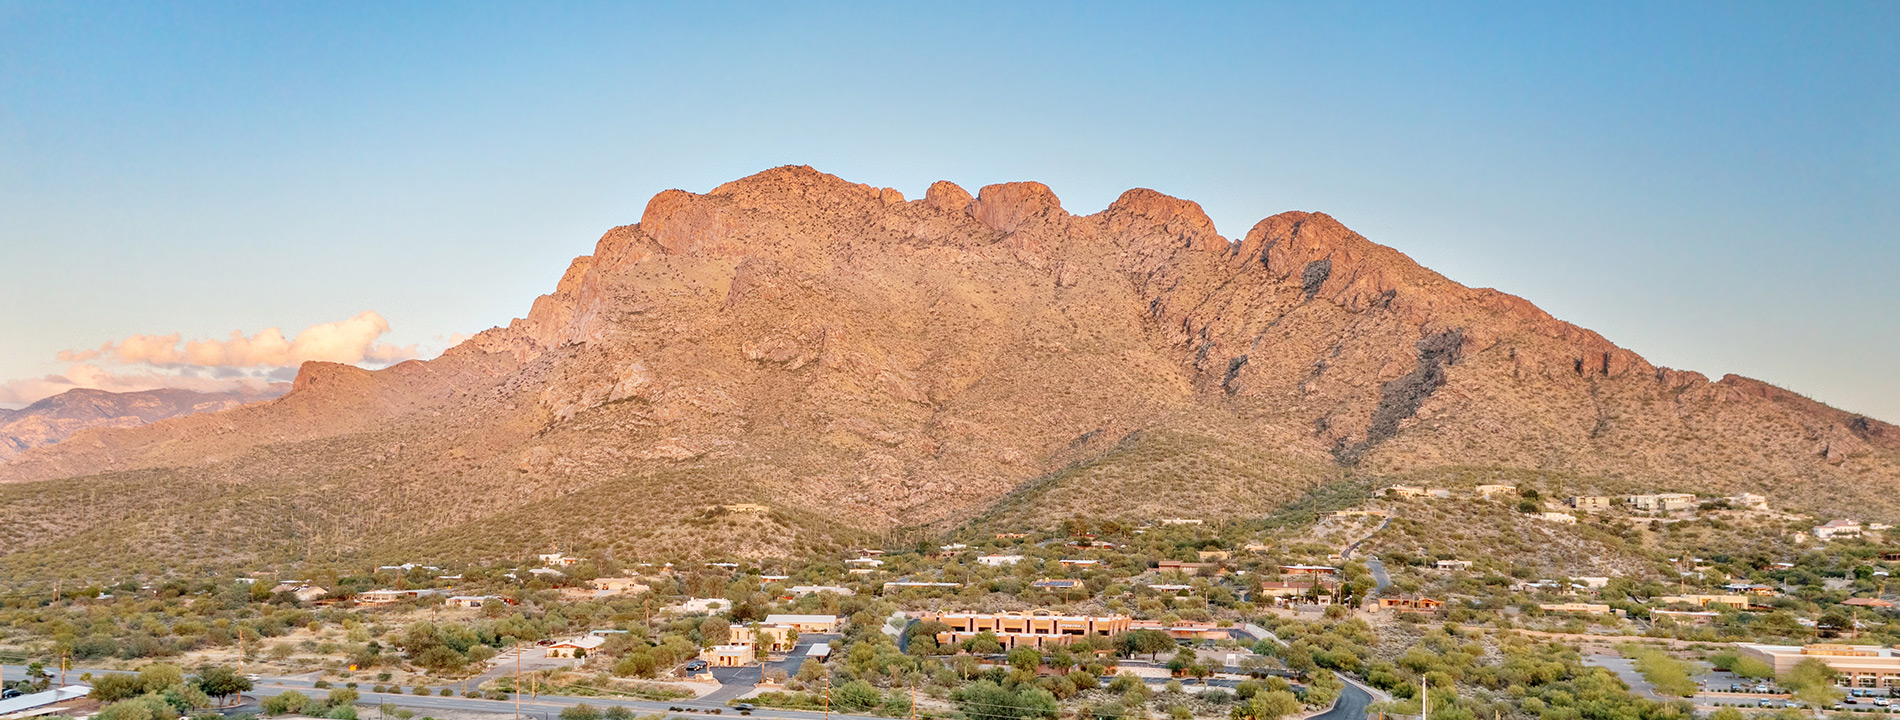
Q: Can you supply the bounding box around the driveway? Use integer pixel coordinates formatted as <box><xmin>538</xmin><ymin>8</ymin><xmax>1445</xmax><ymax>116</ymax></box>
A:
<box><xmin>1364</xmin><ymin>558</ymin><xmax>1392</xmax><ymax>593</ymax></box>
<box><xmin>1309</xmin><ymin>676</ymin><xmax>1375</xmax><ymax>720</ymax></box>
<box><xmin>1582</xmin><ymin>654</ymin><xmax>1664</xmax><ymax>700</ymax></box>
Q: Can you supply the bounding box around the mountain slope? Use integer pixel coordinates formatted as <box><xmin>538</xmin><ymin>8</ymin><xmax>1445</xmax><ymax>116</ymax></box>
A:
<box><xmin>0</xmin><ymin>166</ymin><xmax>1892</xmax><ymax>580</ymax></box>
<box><xmin>0</xmin><ymin>386</ymin><xmax>286</xmax><ymax>463</ymax></box>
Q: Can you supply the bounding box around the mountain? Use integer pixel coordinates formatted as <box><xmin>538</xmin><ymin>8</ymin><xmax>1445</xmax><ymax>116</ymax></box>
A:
<box><xmin>0</xmin><ymin>385</ymin><xmax>287</xmax><ymax>463</ymax></box>
<box><xmin>0</xmin><ymin>166</ymin><xmax>1893</xmax><ymax>580</ymax></box>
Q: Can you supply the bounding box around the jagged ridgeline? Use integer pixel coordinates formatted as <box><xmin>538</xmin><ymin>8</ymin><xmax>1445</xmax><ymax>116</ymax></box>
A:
<box><xmin>1</xmin><ymin>166</ymin><xmax>1894</xmax><ymax>579</ymax></box>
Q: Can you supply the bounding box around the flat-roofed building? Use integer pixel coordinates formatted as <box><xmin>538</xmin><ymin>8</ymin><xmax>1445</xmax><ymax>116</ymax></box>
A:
<box><xmin>763</xmin><ymin>614</ymin><xmax>842</xmax><ymax>633</ymax></box>
<box><xmin>1540</xmin><ymin>602</ymin><xmax>1613</xmax><ymax>615</ymax></box>
<box><xmin>919</xmin><ymin>610</ymin><xmax>1131</xmax><ymax>650</ymax></box>
<box><xmin>1627</xmin><ymin>493</ymin><xmax>1698</xmax><ymax>512</ymax></box>
<box><xmin>1566</xmin><ymin>496</ymin><xmax>1613</xmax><ymax>512</ymax></box>
<box><xmin>1652</xmin><ymin>610</ymin><xmax>1719</xmax><ymax>625</ymax></box>
<box><xmin>1653</xmin><ymin>594</ymin><xmax>1748</xmax><ymax>610</ymax></box>
<box><xmin>1736</xmin><ymin>644</ymin><xmax>1900</xmax><ymax>688</ymax></box>
<box><xmin>1475</xmin><ymin>484</ymin><xmax>1517</xmax><ymax>499</ymax></box>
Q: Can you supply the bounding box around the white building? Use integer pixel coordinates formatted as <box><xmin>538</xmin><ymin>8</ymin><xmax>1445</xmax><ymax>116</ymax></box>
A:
<box><xmin>1815</xmin><ymin>519</ymin><xmax>1864</xmax><ymax>540</ymax></box>
<box><xmin>1539</xmin><ymin>512</ymin><xmax>1579</xmax><ymax>524</ymax></box>
<box><xmin>978</xmin><ymin>555</ymin><xmax>1024</xmax><ymax>566</ymax></box>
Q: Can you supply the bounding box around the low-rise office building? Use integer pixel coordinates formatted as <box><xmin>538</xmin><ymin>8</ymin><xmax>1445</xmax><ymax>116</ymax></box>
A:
<box><xmin>1736</xmin><ymin>644</ymin><xmax>1900</xmax><ymax>688</ymax></box>
<box><xmin>918</xmin><ymin>610</ymin><xmax>1131</xmax><ymax>649</ymax></box>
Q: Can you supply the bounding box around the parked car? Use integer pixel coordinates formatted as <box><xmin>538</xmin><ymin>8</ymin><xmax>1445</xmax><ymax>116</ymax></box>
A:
<box><xmin>0</xmin><ymin>689</ymin><xmax>22</xmax><ymax>700</ymax></box>
<box><xmin>684</xmin><ymin>660</ymin><xmax>708</xmax><ymax>672</ymax></box>
<box><xmin>1757</xmin><ymin>700</ymin><xmax>1776</xmax><ymax>708</ymax></box>
<box><xmin>1875</xmin><ymin>698</ymin><xmax>1891</xmax><ymax>707</ymax></box>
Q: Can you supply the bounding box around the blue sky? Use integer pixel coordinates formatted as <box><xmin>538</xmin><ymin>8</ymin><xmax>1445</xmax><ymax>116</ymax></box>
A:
<box><xmin>2</xmin><ymin>2</ymin><xmax>1896</xmax><ymax>420</ymax></box>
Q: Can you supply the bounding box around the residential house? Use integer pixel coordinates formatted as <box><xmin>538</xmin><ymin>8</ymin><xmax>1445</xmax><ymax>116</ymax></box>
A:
<box><xmin>1378</xmin><ymin>596</ymin><xmax>1444</xmax><ymax>614</ymax></box>
<box><xmin>1157</xmin><ymin>560</ymin><xmax>1220</xmax><ymax>574</ymax></box>
<box><xmin>357</xmin><ymin>588</ymin><xmax>444</xmax><ymax>605</ymax></box>
<box><xmin>1566</xmin><ymin>496</ymin><xmax>1612</xmax><ymax>512</ymax></box>
<box><xmin>1626</xmin><ymin>493</ymin><xmax>1698</xmax><ymax>512</ymax></box>
<box><xmin>1843</xmin><ymin>598</ymin><xmax>1897</xmax><ymax>610</ymax></box>
<box><xmin>1653</xmin><ymin>594</ymin><xmax>1748</xmax><ymax>610</ymax></box>
<box><xmin>1475</xmin><ymin>484</ymin><xmax>1517</xmax><ymax>499</ymax></box>
<box><xmin>445</xmin><ymin>595</ymin><xmax>509</xmax><ymax>608</ymax></box>
<box><xmin>1129</xmin><ymin>620</ymin><xmax>1231</xmax><ymax>641</ymax></box>
<box><xmin>1157</xmin><ymin>518</ymin><xmax>1204</xmax><ymax>526</ymax></box>
<box><xmin>545</xmin><ymin>635</ymin><xmax>606</xmax><ymax>658</ymax></box>
<box><xmin>538</xmin><ymin>553</ymin><xmax>583</xmax><ymax>567</ymax></box>
<box><xmin>1816</xmin><ymin>519</ymin><xmax>1865</xmax><ymax>540</ymax></box>
<box><xmin>730</xmin><ymin>625</ymin><xmax>796</xmax><ymax>653</ymax></box>
<box><xmin>977</xmin><ymin>555</ymin><xmax>1024</xmax><ymax>566</ymax></box>
<box><xmin>1031</xmin><ymin>579</ymin><xmax>1085</xmax><ymax>591</ymax></box>
<box><xmin>707</xmin><ymin>644</ymin><xmax>753</xmax><ymax>667</ymax></box>
<box><xmin>1279</xmin><ymin>565</ymin><xmax>1338</xmax><ymax>576</ymax></box>
<box><xmin>1381</xmin><ymin>485</ymin><xmax>1428</xmax><ymax>499</ymax></box>
<box><xmin>1147</xmin><ymin>584</ymin><xmax>1195</xmax><ymax>595</ymax></box>
<box><xmin>1729</xmin><ymin>493</ymin><xmax>1770</xmax><ymax>511</ymax></box>
<box><xmin>1539</xmin><ymin>512</ymin><xmax>1579</xmax><ymax>524</ymax></box>
<box><xmin>1435</xmin><ymin>560</ymin><xmax>1473</xmax><ymax>572</ymax></box>
<box><xmin>1058</xmin><ymin>559</ymin><xmax>1101</xmax><ymax>569</ymax></box>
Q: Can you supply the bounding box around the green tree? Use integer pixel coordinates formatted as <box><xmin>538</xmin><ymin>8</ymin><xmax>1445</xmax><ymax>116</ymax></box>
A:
<box><xmin>833</xmin><ymin>680</ymin><xmax>882</xmax><ymax>712</ymax></box>
<box><xmin>1783</xmin><ymin>658</ymin><xmax>1844</xmax><ymax>707</ymax></box>
<box><xmin>1009</xmin><ymin>647</ymin><xmax>1044</xmax><ymax>673</ymax></box>
<box><xmin>194</xmin><ymin>666</ymin><xmax>253</xmax><ymax>705</ymax></box>
<box><xmin>262</xmin><ymin>690</ymin><xmax>311</xmax><ymax>716</ymax></box>
<box><xmin>92</xmin><ymin>674</ymin><xmax>148</xmax><ymax>703</ymax></box>
<box><xmin>1233</xmin><ymin>691</ymin><xmax>1301</xmax><ymax>720</ymax></box>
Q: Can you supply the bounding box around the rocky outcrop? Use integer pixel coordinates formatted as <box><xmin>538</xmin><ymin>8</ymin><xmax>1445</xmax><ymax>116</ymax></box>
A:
<box><xmin>1</xmin><ymin>165</ymin><xmax>1894</xmax><ymax>572</ymax></box>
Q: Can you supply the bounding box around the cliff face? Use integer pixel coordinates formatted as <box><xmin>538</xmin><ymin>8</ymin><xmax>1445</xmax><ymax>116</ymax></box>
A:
<box><xmin>1</xmin><ymin>166</ymin><xmax>1893</xmax><ymax>572</ymax></box>
<box><xmin>0</xmin><ymin>386</ymin><xmax>286</xmax><ymax>463</ymax></box>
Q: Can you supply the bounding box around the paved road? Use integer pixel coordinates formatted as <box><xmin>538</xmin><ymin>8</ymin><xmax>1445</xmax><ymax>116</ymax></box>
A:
<box><xmin>1364</xmin><ymin>558</ymin><xmax>1392</xmax><ymax>593</ymax></box>
<box><xmin>1340</xmin><ymin>517</ymin><xmax>1392</xmax><ymax>560</ymax></box>
<box><xmin>1309</xmin><ymin>676</ymin><xmax>1374</xmax><ymax>720</ymax></box>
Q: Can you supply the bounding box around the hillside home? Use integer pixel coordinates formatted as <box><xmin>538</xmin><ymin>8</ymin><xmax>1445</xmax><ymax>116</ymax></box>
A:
<box><xmin>1843</xmin><ymin>598</ymin><xmax>1897</xmax><ymax>609</ymax></box>
<box><xmin>1566</xmin><ymin>496</ymin><xmax>1612</xmax><ymax>512</ymax></box>
<box><xmin>1816</xmin><ymin>519</ymin><xmax>1865</xmax><ymax>540</ymax></box>
<box><xmin>1539</xmin><ymin>512</ymin><xmax>1579</xmax><ymax>524</ymax></box>
<box><xmin>1148</xmin><ymin>584</ymin><xmax>1195</xmax><ymax>595</ymax></box>
<box><xmin>545</xmin><ymin>635</ymin><xmax>605</xmax><ymax>658</ymax></box>
<box><xmin>1378</xmin><ymin>596</ymin><xmax>1444</xmax><ymax>613</ymax></box>
<box><xmin>1627</xmin><ymin>493</ymin><xmax>1698</xmax><ymax>512</ymax></box>
<box><xmin>1059</xmin><ymin>559</ymin><xmax>1100</xmax><ymax>568</ymax></box>
<box><xmin>1435</xmin><ymin>560</ymin><xmax>1473</xmax><ymax>572</ymax></box>
<box><xmin>978</xmin><ymin>555</ymin><xmax>1024</xmax><ymax>566</ymax></box>
<box><xmin>1381</xmin><ymin>485</ymin><xmax>1428</xmax><ymax>499</ymax></box>
<box><xmin>538</xmin><ymin>553</ymin><xmax>583</xmax><ymax>567</ymax></box>
<box><xmin>1158</xmin><ymin>518</ymin><xmax>1204</xmax><ymax>525</ymax></box>
<box><xmin>1730</xmin><ymin>493</ymin><xmax>1770</xmax><ymax>510</ymax></box>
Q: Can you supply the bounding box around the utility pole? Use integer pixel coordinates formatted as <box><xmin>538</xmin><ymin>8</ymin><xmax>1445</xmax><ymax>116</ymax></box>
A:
<box><xmin>822</xmin><ymin>673</ymin><xmax>831</xmax><ymax>720</ymax></box>
<box><xmin>515</xmin><ymin>642</ymin><xmax>522</xmax><ymax>720</ymax></box>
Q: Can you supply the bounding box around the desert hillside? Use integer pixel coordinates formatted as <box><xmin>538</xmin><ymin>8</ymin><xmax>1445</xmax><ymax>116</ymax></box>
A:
<box><xmin>0</xmin><ymin>385</ymin><xmax>286</xmax><ymax>463</ymax></box>
<box><xmin>1</xmin><ymin>166</ymin><xmax>1893</xmax><ymax>579</ymax></box>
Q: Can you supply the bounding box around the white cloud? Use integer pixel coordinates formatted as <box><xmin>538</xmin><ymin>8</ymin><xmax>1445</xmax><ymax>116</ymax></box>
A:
<box><xmin>58</xmin><ymin>311</ymin><xmax>416</xmax><ymax>368</ymax></box>
<box><xmin>3</xmin><ymin>311</ymin><xmax>416</xmax><ymax>408</ymax></box>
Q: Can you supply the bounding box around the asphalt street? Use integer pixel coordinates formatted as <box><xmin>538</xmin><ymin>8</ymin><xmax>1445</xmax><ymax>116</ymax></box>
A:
<box><xmin>1364</xmin><ymin>558</ymin><xmax>1392</xmax><ymax>593</ymax></box>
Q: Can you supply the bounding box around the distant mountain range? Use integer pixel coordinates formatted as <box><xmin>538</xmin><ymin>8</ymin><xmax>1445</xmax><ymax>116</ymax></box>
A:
<box><xmin>0</xmin><ymin>166</ymin><xmax>1892</xmax><ymax>580</ymax></box>
<box><xmin>0</xmin><ymin>385</ymin><xmax>286</xmax><ymax>463</ymax></box>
